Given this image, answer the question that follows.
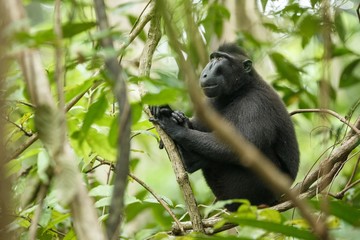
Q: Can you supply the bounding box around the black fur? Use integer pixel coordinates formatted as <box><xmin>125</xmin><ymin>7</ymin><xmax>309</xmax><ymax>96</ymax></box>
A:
<box><xmin>150</xmin><ymin>43</ymin><xmax>299</xmax><ymax>211</ymax></box>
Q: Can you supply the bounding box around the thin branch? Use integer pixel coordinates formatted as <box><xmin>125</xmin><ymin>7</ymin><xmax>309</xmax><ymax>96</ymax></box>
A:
<box><xmin>119</xmin><ymin>0</ymin><xmax>155</xmax><ymax>60</ymax></box>
<box><xmin>129</xmin><ymin>0</ymin><xmax>153</xmax><ymax>35</ymax></box>
<box><xmin>172</xmin><ymin>217</ymin><xmax>236</xmax><ymax>235</ymax></box>
<box><xmin>345</xmin><ymin>153</ymin><xmax>360</xmax><ymax>188</ymax></box>
<box><xmin>8</xmin><ymin>134</ymin><xmax>38</xmax><ymax>160</ymax></box>
<box><xmin>128</xmin><ymin>173</ymin><xmax>185</xmax><ymax>234</ymax></box>
<box><xmin>19</xmin><ymin>215</ymin><xmax>66</xmax><ymax>237</ymax></box>
<box><xmin>86</xmin><ymin>157</ymin><xmax>184</xmax><ymax>233</ymax></box>
<box><xmin>336</xmin><ymin>179</ymin><xmax>360</xmax><ymax>198</ymax></box>
<box><xmin>93</xmin><ymin>0</ymin><xmax>131</xmax><ymax>239</ymax></box>
<box><xmin>29</xmin><ymin>184</ymin><xmax>48</xmax><ymax>240</ymax></box>
<box><xmin>273</xmin><ymin>129</ymin><xmax>360</xmax><ymax>211</ymax></box>
<box><xmin>54</xmin><ymin>0</ymin><xmax>65</xmax><ymax>110</ymax></box>
<box><xmin>290</xmin><ymin>108</ymin><xmax>360</xmax><ymax>134</ymax></box>
<box><xmin>15</xmin><ymin>100</ymin><xmax>36</xmax><ymax>108</ymax></box>
<box><xmin>334</xmin><ymin>154</ymin><xmax>360</xmax><ymax>198</ymax></box>
<box><xmin>4</xmin><ymin>116</ymin><xmax>33</xmax><ymax>136</ymax></box>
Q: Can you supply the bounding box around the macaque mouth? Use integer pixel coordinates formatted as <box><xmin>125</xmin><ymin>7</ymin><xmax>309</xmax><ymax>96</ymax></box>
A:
<box><xmin>202</xmin><ymin>84</ymin><xmax>218</xmax><ymax>89</ymax></box>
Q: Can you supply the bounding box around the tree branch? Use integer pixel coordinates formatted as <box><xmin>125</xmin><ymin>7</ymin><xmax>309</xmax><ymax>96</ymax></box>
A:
<box><xmin>273</xmin><ymin>123</ymin><xmax>360</xmax><ymax>211</ymax></box>
<box><xmin>290</xmin><ymin>108</ymin><xmax>360</xmax><ymax>134</ymax></box>
<box><xmin>128</xmin><ymin>173</ymin><xmax>185</xmax><ymax>233</ymax></box>
<box><xmin>0</xmin><ymin>6</ymin><xmax>13</xmax><ymax>238</ymax></box>
<box><xmin>119</xmin><ymin>0</ymin><xmax>155</xmax><ymax>57</ymax></box>
<box><xmin>93</xmin><ymin>0</ymin><xmax>132</xmax><ymax>239</ymax></box>
<box><xmin>137</xmin><ymin>1</ymin><xmax>204</xmax><ymax>233</ymax></box>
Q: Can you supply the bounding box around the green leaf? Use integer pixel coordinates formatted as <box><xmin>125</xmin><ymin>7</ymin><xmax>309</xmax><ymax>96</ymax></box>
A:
<box><xmin>339</xmin><ymin>59</ymin><xmax>360</xmax><ymax>88</ymax></box>
<box><xmin>297</xmin><ymin>14</ymin><xmax>320</xmax><ymax>48</ymax></box>
<box><xmin>43</xmin><ymin>212</ymin><xmax>71</xmax><ymax>233</ymax></box>
<box><xmin>331</xmin><ymin>46</ymin><xmax>354</xmax><ymax>57</ymax></box>
<box><xmin>28</xmin><ymin>22</ymin><xmax>96</xmax><ymax>45</ymax></box>
<box><xmin>89</xmin><ymin>185</ymin><xmax>114</xmax><ymax>197</ymax></box>
<box><xmin>311</xmin><ymin>200</ymin><xmax>360</xmax><ymax>226</ymax></box>
<box><xmin>64</xmin><ymin>78</ymin><xmax>97</xmax><ymax>103</ymax></box>
<box><xmin>107</xmin><ymin>102</ymin><xmax>141</xmax><ymax>147</ymax></box>
<box><xmin>335</xmin><ymin>10</ymin><xmax>346</xmax><ymax>43</ymax></box>
<box><xmin>141</xmin><ymin>88</ymin><xmax>181</xmax><ymax>105</ymax></box>
<box><xmin>62</xmin><ymin>22</ymin><xmax>96</xmax><ymax>38</ymax></box>
<box><xmin>263</xmin><ymin>23</ymin><xmax>285</xmax><ymax>33</ymax></box>
<box><xmin>269</xmin><ymin>52</ymin><xmax>302</xmax><ymax>86</ymax></box>
<box><xmin>310</xmin><ymin>0</ymin><xmax>320</xmax><ymax>7</ymax></box>
<box><xmin>108</xmin><ymin>117</ymin><xmax>119</xmax><ymax>148</ymax></box>
<box><xmin>79</xmin><ymin>93</ymin><xmax>108</xmax><ymax>142</ymax></box>
<box><xmin>260</xmin><ymin>0</ymin><xmax>269</xmax><ymax>11</ymax></box>
<box><xmin>131</xmin><ymin>102</ymin><xmax>143</xmax><ymax>125</ymax></box>
<box><xmin>86</xmin><ymin>128</ymin><xmax>116</xmax><ymax>161</ymax></box>
<box><xmin>95</xmin><ymin>197</ymin><xmax>111</xmax><ymax>208</ymax></box>
<box><xmin>224</xmin><ymin>217</ymin><xmax>317</xmax><ymax>240</ymax></box>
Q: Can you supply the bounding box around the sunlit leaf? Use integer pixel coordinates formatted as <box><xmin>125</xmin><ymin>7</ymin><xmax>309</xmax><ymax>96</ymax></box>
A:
<box><xmin>142</xmin><ymin>88</ymin><xmax>182</xmax><ymax>105</ymax></box>
<box><xmin>339</xmin><ymin>59</ymin><xmax>360</xmax><ymax>88</ymax></box>
<box><xmin>311</xmin><ymin>200</ymin><xmax>360</xmax><ymax>226</ymax></box>
<box><xmin>89</xmin><ymin>185</ymin><xmax>114</xmax><ymax>197</ymax></box>
<box><xmin>95</xmin><ymin>197</ymin><xmax>111</xmax><ymax>208</ymax></box>
<box><xmin>79</xmin><ymin>93</ymin><xmax>108</xmax><ymax>142</ymax></box>
<box><xmin>64</xmin><ymin>78</ymin><xmax>97</xmax><ymax>102</ymax></box>
<box><xmin>260</xmin><ymin>0</ymin><xmax>269</xmax><ymax>12</ymax></box>
<box><xmin>269</xmin><ymin>52</ymin><xmax>302</xmax><ymax>85</ymax></box>
<box><xmin>86</xmin><ymin>128</ymin><xmax>116</xmax><ymax>161</ymax></box>
<box><xmin>335</xmin><ymin>10</ymin><xmax>346</xmax><ymax>42</ymax></box>
<box><xmin>25</xmin><ymin>22</ymin><xmax>96</xmax><ymax>45</ymax></box>
<box><xmin>297</xmin><ymin>14</ymin><xmax>320</xmax><ymax>48</ymax></box>
<box><xmin>224</xmin><ymin>217</ymin><xmax>317</xmax><ymax>240</ymax></box>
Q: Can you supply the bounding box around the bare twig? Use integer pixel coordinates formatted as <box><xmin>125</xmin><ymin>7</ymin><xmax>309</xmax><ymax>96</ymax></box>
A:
<box><xmin>4</xmin><ymin>116</ymin><xmax>33</xmax><ymax>136</ymax></box>
<box><xmin>334</xmin><ymin>154</ymin><xmax>360</xmax><ymax>198</ymax></box>
<box><xmin>29</xmin><ymin>184</ymin><xmax>48</xmax><ymax>240</ymax></box>
<box><xmin>85</xmin><ymin>157</ymin><xmax>184</xmax><ymax>233</ymax></box>
<box><xmin>344</xmin><ymin>154</ymin><xmax>360</xmax><ymax>188</ymax></box>
<box><xmin>273</xmin><ymin>128</ymin><xmax>360</xmax><ymax>211</ymax></box>
<box><xmin>54</xmin><ymin>0</ymin><xmax>64</xmax><ymax>110</ymax></box>
<box><xmin>172</xmin><ymin>217</ymin><xmax>236</xmax><ymax>235</ymax></box>
<box><xmin>129</xmin><ymin>0</ymin><xmax>153</xmax><ymax>35</ymax></box>
<box><xmin>93</xmin><ymin>0</ymin><xmax>132</xmax><ymax>239</ymax></box>
<box><xmin>8</xmin><ymin>134</ymin><xmax>39</xmax><ymax>160</ymax></box>
<box><xmin>128</xmin><ymin>173</ymin><xmax>185</xmax><ymax>233</ymax></box>
<box><xmin>119</xmin><ymin>0</ymin><xmax>155</xmax><ymax>59</ymax></box>
<box><xmin>290</xmin><ymin>108</ymin><xmax>360</xmax><ymax>134</ymax></box>
<box><xmin>15</xmin><ymin>100</ymin><xmax>35</xmax><ymax>108</ymax></box>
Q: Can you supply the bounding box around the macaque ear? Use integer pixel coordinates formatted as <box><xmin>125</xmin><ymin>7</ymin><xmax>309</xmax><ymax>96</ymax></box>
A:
<box><xmin>243</xmin><ymin>59</ymin><xmax>252</xmax><ymax>73</ymax></box>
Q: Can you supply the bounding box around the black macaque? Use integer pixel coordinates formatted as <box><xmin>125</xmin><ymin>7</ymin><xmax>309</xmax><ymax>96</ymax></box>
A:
<box><xmin>150</xmin><ymin>43</ymin><xmax>299</xmax><ymax>211</ymax></box>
